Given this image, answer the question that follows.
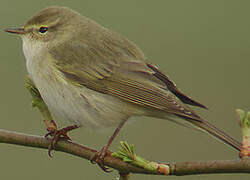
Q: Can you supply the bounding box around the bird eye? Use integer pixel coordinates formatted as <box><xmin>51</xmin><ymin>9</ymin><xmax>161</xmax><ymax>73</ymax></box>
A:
<box><xmin>39</xmin><ymin>26</ymin><xmax>48</xmax><ymax>33</ymax></box>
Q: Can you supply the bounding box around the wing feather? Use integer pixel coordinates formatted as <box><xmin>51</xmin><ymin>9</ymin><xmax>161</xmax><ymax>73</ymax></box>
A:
<box><xmin>50</xmin><ymin>37</ymin><xmax>203</xmax><ymax>121</ymax></box>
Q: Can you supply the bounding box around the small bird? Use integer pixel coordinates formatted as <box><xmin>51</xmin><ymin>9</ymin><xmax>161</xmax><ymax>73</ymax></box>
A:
<box><xmin>5</xmin><ymin>6</ymin><xmax>241</xmax><ymax>171</ymax></box>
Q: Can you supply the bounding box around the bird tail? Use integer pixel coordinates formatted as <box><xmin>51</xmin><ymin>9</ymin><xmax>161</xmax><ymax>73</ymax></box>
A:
<box><xmin>189</xmin><ymin>118</ymin><xmax>242</xmax><ymax>151</ymax></box>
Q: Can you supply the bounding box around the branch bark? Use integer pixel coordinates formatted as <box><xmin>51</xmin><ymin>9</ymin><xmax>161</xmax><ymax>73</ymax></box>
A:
<box><xmin>0</xmin><ymin>128</ymin><xmax>249</xmax><ymax>176</ymax></box>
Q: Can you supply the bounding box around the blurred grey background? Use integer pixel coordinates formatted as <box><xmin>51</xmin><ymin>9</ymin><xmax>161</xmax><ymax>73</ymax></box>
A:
<box><xmin>0</xmin><ymin>0</ymin><xmax>249</xmax><ymax>179</ymax></box>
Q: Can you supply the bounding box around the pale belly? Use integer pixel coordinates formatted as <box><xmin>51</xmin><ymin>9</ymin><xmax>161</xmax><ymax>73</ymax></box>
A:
<box><xmin>28</xmin><ymin>63</ymin><xmax>146</xmax><ymax>128</ymax></box>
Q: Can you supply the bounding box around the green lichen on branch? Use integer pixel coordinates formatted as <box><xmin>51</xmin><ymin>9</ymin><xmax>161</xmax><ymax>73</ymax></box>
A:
<box><xmin>112</xmin><ymin>141</ymin><xmax>170</xmax><ymax>175</ymax></box>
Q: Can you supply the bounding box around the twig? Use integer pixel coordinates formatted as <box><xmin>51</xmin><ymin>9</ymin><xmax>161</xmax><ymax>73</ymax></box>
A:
<box><xmin>0</xmin><ymin>128</ymin><xmax>249</xmax><ymax>176</ymax></box>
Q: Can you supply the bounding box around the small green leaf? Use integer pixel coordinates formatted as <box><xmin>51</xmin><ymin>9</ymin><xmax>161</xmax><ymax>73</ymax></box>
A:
<box><xmin>112</xmin><ymin>141</ymin><xmax>166</xmax><ymax>173</ymax></box>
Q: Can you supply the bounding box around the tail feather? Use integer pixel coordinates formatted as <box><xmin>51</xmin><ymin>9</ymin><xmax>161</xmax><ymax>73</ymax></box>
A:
<box><xmin>190</xmin><ymin>119</ymin><xmax>242</xmax><ymax>151</ymax></box>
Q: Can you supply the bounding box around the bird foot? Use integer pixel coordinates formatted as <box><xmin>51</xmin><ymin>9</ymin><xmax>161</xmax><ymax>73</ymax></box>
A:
<box><xmin>90</xmin><ymin>146</ymin><xmax>112</xmax><ymax>173</ymax></box>
<box><xmin>44</xmin><ymin>122</ymin><xmax>79</xmax><ymax>157</ymax></box>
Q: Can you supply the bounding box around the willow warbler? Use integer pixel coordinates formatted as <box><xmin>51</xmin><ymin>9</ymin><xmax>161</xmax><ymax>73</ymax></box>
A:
<box><xmin>5</xmin><ymin>6</ymin><xmax>241</xmax><ymax>171</ymax></box>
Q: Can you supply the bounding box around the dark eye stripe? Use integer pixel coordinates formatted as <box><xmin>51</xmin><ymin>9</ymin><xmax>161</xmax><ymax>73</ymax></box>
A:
<box><xmin>39</xmin><ymin>26</ymin><xmax>48</xmax><ymax>33</ymax></box>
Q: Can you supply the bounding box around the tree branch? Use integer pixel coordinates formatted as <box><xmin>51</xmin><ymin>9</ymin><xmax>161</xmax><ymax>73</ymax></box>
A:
<box><xmin>20</xmin><ymin>77</ymin><xmax>250</xmax><ymax>176</ymax></box>
<box><xmin>0</xmin><ymin>128</ymin><xmax>249</xmax><ymax>176</ymax></box>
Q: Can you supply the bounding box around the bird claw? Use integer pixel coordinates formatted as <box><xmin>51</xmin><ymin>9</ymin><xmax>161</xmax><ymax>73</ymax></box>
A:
<box><xmin>45</xmin><ymin>125</ymin><xmax>79</xmax><ymax>157</ymax></box>
<box><xmin>90</xmin><ymin>146</ymin><xmax>112</xmax><ymax>173</ymax></box>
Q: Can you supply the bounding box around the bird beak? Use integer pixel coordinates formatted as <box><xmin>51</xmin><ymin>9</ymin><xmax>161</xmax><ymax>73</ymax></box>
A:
<box><xmin>4</xmin><ymin>27</ymin><xmax>27</xmax><ymax>34</ymax></box>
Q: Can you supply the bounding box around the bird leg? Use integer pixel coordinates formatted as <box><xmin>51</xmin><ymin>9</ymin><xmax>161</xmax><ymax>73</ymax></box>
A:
<box><xmin>90</xmin><ymin>120</ymin><xmax>127</xmax><ymax>172</ymax></box>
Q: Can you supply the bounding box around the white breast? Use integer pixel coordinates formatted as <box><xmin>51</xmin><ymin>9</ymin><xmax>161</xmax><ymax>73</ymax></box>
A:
<box><xmin>22</xmin><ymin>36</ymin><xmax>47</xmax><ymax>76</ymax></box>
